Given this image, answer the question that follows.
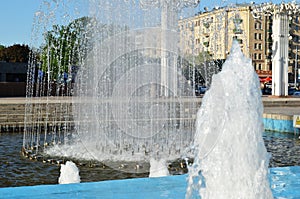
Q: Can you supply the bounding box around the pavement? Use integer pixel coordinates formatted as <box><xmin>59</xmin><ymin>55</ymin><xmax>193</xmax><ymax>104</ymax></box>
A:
<box><xmin>262</xmin><ymin>96</ymin><xmax>300</xmax><ymax>116</ymax></box>
<box><xmin>0</xmin><ymin>96</ymin><xmax>299</xmax><ymax>116</ymax></box>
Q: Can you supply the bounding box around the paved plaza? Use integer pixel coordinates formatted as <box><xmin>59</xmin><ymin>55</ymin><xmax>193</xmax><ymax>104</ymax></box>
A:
<box><xmin>0</xmin><ymin>96</ymin><xmax>299</xmax><ymax>116</ymax></box>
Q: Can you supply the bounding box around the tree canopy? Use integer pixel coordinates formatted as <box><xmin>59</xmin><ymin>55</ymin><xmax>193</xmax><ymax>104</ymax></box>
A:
<box><xmin>0</xmin><ymin>44</ymin><xmax>30</xmax><ymax>62</ymax></box>
<box><xmin>40</xmin><ymin>16</ymin><xmax>92</xmax><ymax>81</ymax></box>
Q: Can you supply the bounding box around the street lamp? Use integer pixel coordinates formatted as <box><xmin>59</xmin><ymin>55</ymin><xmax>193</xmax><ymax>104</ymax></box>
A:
<box><xmin>295</xmin><ymin>45</ymin><xmax>298</xmax><ymax>88</ymax></box>
<box><xmin>139</xmin><ymin>0</ymin><xmax>200</xmax><ymax>96</ymax></box>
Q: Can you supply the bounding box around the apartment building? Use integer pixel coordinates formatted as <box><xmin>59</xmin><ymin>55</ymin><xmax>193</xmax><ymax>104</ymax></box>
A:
<box><xmin>179</xmin><ymin>3</ymin><xmax>300</xmax><ymax>80</ymax></box>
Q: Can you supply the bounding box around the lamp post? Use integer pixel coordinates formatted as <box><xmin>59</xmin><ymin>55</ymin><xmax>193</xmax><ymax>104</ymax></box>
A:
<box><xmin>140</xmin><ymin>0</ymin><xmax>200</xmax><ymax>96</ymax></box>
<box><xmin>295</xmin><ymin>45</ymin><xmax>298</xmax><ymax>88</ymax></box>
<box><xmin>252</xmin><ymin>2</ymin><xmax>300</xmax><ymax>96</ymax></box>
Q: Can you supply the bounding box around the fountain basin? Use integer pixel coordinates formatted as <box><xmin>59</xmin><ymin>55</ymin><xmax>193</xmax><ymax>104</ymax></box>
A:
<box><xmin>0</xmin><ymin>166</ymin><xmax>299</xmax><ymax>198</ymax></box>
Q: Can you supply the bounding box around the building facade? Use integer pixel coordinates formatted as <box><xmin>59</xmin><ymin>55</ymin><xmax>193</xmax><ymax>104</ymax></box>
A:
<box><xmin>0</xmin><ymin>61</ymin><xmax>27</xmax><ymax>97</ymax></box>
<box><xmin>179</xmin><ymin>4</ymin><xmax>300</xmax><ymax>80</ymax></box>
<box><xmin>0</xmin><ymin>61</ymin><xmax>27</xmax><ymax>82</ymax></box>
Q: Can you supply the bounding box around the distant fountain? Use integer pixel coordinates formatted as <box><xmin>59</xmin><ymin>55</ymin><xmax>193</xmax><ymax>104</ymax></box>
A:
<box><xmin>186</xmin><ymin>41</ymin><xmax>273</xmax><ymax>198</ymax></box>
<box><xmin>23</xmin><ymin>0</ymin><xmax>200</xmax><ymax>174</ymax></box>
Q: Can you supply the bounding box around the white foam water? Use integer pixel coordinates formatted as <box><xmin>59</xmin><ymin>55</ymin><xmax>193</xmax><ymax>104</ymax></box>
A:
<box><xmin>149</xmin><ymin>158</ymin><xmax>170</xmax><ymax>178</ymax></box>
<box><xmin>186</xmin><ymin>41</ymin><xmax>273</xmax><ymax>199</ymax></box>
<box><xmin>58</xmin><ymin>161</ymin><xmax>81</xmax><ymax>184</ymax></box>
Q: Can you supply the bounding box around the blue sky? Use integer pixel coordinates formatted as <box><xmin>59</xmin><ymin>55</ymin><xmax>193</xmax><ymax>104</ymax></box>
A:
<box><xmin>0</xmin><ymin>0</ymin><xmax>41</xmax><ymax>46</ymax></box>
<box><xmin>0</xmin><ymin>0</ymin><xmax>290</xmax><ymax>47</ymax></box>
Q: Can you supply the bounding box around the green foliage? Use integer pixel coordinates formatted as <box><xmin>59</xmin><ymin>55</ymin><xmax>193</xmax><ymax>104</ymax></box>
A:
<box><xmin>39</xmin><ymin>16</ymin><xmax>130</xmax><ymax>82</ymax></box>
<box><xmin>195</xmin><ymin>51</ymin><xmax>212</xmax><ymax>65</ymax></box>
<box><xmin>181</xmin><ymin>51</ymin><xmax>218</xmax><ymax>85</ymax></box>
<box><xmin>0</xmin><ymin>44</ymin><xmax>30</xmax><ymax>62</ymax></box>
<box><xmin>40</xmin><ymin>16</ymin><xmax>92</xmax><ymax>81</ymax></box>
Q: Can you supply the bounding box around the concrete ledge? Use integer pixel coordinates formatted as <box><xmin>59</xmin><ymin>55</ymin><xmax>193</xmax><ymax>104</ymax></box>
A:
<box><xmin>263</xmin><ymin>113</ymin><xmax>299</xmax><ymax>133</ymax></box>
<box><xmin>263</xmin><ymin>118</ymin><xmax>295</xmax><ymax>133</ymax></box>
<box><xmin>263</xmin><ymin>113</ymin><xmax>293</xmax><ymax>120</ymax></box>
<box><xmin>0</xmin><ymin>97</ymin><xmax>299</xmax><ymax>133</ymax></box>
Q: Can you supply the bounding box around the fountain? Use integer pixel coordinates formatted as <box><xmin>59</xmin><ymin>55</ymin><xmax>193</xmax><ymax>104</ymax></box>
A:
<box><xmin>186</xmin><ymin>41</ymin><xmax>273</xmax><ymax>198</ymax></box>
<box><xmin>23</xmin><ymin>0</ymin><xmax>200</xmax><ymax>174</ymax></box>
<box><xmin>13</xmin><ymin>1</ymin><xmax>300</xmax><ymax>198</ymax></box>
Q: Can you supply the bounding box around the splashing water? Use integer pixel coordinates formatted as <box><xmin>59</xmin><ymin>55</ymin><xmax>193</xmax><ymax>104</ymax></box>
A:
<box><xmin>149</xmin><ymin>158</ymin><xmax>170</xmax><ymax>178</ymax></box>
<box><xmin>186</xmin><ymin>41</ymin><xmax>273</xmax><ymax>199</ymax></box>
<box><xmin>58</xmin><ymin>161</ymin><xmax>80</xmax><ymax>184</ymax></box>
<box><xmin>24</xmin><ymin>0</ymin><xmax>200</xmax><ymax>175</ymax></box>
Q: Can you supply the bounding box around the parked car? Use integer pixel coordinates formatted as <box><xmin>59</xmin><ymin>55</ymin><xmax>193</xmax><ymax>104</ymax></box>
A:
<box><xmin>262</xmin><ymin>83</ymin><xmax>272</xmax><ymax>95</ymax></box>
<box><xmin>262</xmin><ymin>88</ymin><xmax>272</xmax><ymax>95</ymax></box>
<box><xmin>293</xmin><ymin>91</ymin><xmax>300</xmax><ymax>97</ymax></box>
<box><xmin>288</xmin><ymin>87</ymin><xmax>297</xmax><ymax>95</ymax></box>
<box><xmin>195</xmin><ymin>85</ymin><xmax>207</xmax><ymax>96</ymax></box>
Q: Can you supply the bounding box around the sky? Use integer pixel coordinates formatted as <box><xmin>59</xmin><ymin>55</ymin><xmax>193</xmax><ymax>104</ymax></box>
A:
<box><xmin>0</xmin><ymin>0</ymin><xmax>289</xmax><ymax>47</ymax></box>
<box><xmin>0</xmin><ymin>0</ymin><xmax>41</xmax><ymax>46</ymax></box>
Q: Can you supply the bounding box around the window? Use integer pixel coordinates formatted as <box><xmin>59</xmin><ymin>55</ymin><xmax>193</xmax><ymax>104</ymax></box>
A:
<box><xmin>255</xmin><ymin>22</ymin><xmax>262</xmax><ymax>30</ymax></box>
<box><xmin>254</xmin><ymin>53</ymin><xmax>257</xmax><ymax>59</ymax></box>
<box><xmin>254</xmin><ymin>43</ymin><xmax>258</xmax><ymax>49</ymax></box>
<box><xmin>258</xmin><ymin>54</ymin><xmax>262</xmax><ymax>60</ymax></box>
<box><xmin>254</xmin><ymin>33</ymin><xmax>258</xmax><ymax>40</ymax></box>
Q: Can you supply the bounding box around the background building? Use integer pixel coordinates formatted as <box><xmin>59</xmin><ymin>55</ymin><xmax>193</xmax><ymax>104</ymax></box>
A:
<box><xmin>0</xmin><ymin>61</ymin><xmax>27</xmax><ymax>97</ymax></box>
<box><xmin>179</xmin><ymin>3</ymin><xmax>300</xmax><ymax>83</ymax></box>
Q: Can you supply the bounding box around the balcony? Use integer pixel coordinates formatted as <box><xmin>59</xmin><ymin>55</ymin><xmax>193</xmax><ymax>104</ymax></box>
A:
<box><xmin>233</xmin><ymin>28</ymin><xmax>243</xmax><ymax>34</ymax></box>
<box><xmin>233</xmin><ymin>18</ymin><xmax>243</xmax><ymax>24</ymax></box>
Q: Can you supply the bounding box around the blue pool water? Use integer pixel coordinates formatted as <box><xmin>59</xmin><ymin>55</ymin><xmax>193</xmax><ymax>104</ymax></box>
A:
<box><xmin>0</xmin><ymin>166</ymin><xmax>299</xmax><ymax>198</ymax></box>
<box><xmin>270</xmin><ymin>166</ymin><xmax>300</xmax><ymax>198</ymax></box>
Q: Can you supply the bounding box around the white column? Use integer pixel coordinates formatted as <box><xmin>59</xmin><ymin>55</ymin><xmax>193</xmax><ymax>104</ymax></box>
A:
<box><xmin>161</xmin><ymin>3</ymin><xmax>167</xmax><ymax>96</ymax></box>
<box><xmin>272</xmin><ymin>13</ymin><xmax>289</xmax><ymax>96</ymax></box>
<box><xmin>160</xmin><ymin>2</ymin><xmax>178</xmax><ymax>97</ymax></box>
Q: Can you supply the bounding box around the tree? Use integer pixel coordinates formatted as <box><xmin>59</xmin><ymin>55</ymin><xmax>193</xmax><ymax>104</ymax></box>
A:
<box><xmin>39</xmin><ymin>16</ymin><xmax>129</xmax><ymax>82</ymax></box>
<box><xmin>40</xmin><ymin>16</ymin><xmax>92</xmax><ymax>81</ymax></box>
<box><xmin>0</xmin><ymin>44</ymin><xmax>30</xmax><ymax>62</ymax></box>
<box><xmin>181</xmin><ymin>51</ymin><xmax>223</xmax><ymax>87</ymax></box>
<box><xmin>0</xmin><ymin>45</ymin><xmax>5</xmax><ymax>61</ymax></box>
<box><xmin>195</xmin><ymin>51</ymin><xmax>212</xmax><ymax>65</ymax></box>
